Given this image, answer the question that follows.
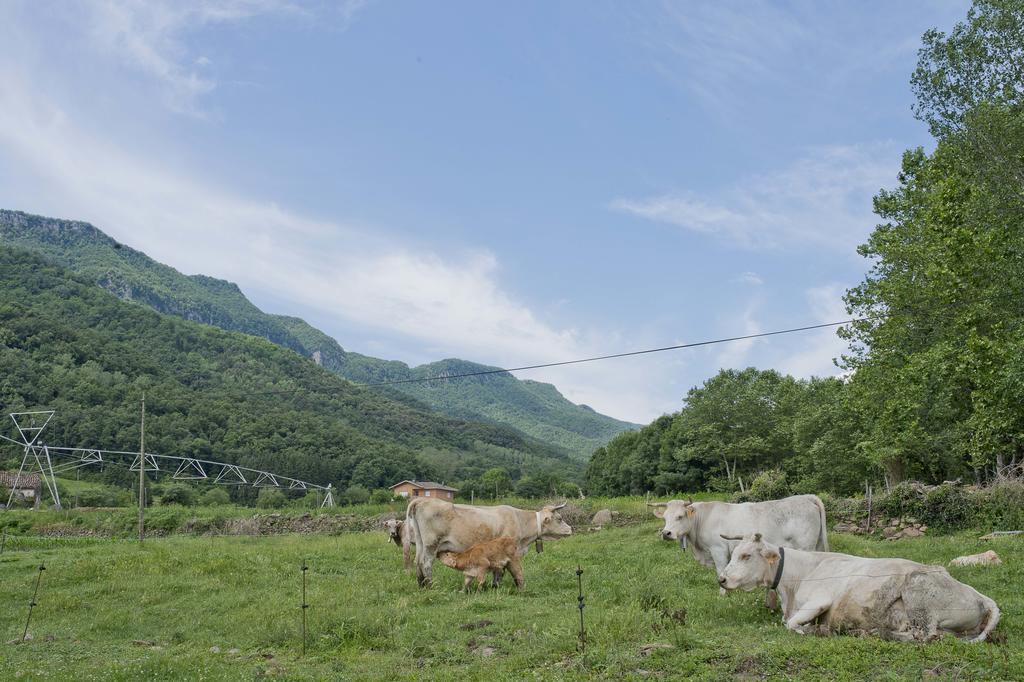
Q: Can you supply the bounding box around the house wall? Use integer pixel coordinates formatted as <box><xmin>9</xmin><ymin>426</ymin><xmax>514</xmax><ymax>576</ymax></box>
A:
<box><xmin>389</xmin><ymin>483</ymin><xmax>455</xmax><ymax>500</ymax></box>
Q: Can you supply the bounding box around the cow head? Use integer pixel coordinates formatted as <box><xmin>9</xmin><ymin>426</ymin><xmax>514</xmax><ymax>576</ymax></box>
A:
<box><xmin>438</xmin><ymin>551</ymin><xmax>459</xmax><ymax>569</ymax></box>
<box><xmin>383</xmin><ymin>518</ymin><xmax>403</xmax><ymax>544</ymax></box>
<box><xmin>538</xmin><ymin>502</ymin><xmax>572</xmax><ymax>538</ymax></box>
<box><xmin>649</xmin><ymin>499</ymin><xmax>695</xmax><ymax>542</ymax></box>
<box><xmin>717</xmin><ymin>533</ymin><xmax>780</xmax><ymax>591</ymax></box>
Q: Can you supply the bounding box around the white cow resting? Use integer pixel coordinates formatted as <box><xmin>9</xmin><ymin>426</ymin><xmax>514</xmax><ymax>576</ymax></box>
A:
<box><xmin>650</xmin><ymin>495</ymin><xmax>828</xmax><ymax>596</ymax></box>
<box><xmin>719</xmin><ymin>533</ymin><xmax>1001</xmax><ymax>642</ymax></box>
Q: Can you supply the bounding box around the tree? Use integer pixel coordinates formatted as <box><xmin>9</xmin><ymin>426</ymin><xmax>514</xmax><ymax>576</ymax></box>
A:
<box><xmin>199</xmin><ymin>487</ymin><xmax>231</xmax><ymax>506</ymax></box>
<box><xmin>256</xmin><ymin>488</ymin><xmax>286</xmax><ymax>509</ymax></box>
<box><xmin>344</xmin><ymin>485</ymin><xmax>370</xmax><ymax>506</ymax></box>
<box><xmin>480</xmin><ymin>467</ymin><xmax>512</xmax><ymax>499</ymax></box>
<box><xmin>841</xmin><ymin>0</ymin><xmax>1024</xmax><ymax>481</ymax></box>
<box><xmin>160</xmin><ymin>484</ymin><xmax>196</xmax><ymax>506</ymax></box>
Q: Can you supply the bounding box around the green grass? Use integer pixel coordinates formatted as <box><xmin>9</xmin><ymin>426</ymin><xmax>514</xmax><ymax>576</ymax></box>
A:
<box><xmin>0</xmin><ymin>522</ymin><xmax>1020</xmax><ymax>680</ymax></box>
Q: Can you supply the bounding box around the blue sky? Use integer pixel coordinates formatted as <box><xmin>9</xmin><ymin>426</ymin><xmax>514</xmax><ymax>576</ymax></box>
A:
<box><xmin>0</xmin><ymin>1</ymin><xmax>968</xmax><ymax>422</ymax></box>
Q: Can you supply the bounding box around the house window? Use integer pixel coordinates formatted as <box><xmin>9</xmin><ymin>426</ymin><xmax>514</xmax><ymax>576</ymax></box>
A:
<box><xmin>413</xmin><ymin>490</ymin><xmax>419</xmax><ymax>497</ymax></box>
<box><xmin>447</xmin><ymin>492</ymin><xmax>452</xmax><ymax>499</ymax></box>
<box><xmin>424</xmin><ymin>490</ymin><xmax>431</xmax><ymax>497</ymax></box>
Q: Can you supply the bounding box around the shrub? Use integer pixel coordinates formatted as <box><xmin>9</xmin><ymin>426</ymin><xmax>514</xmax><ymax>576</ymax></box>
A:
<box><xmin>734</xmin><ymin>469</ymin><xmax>791</xmax><ymax>502</ymax></box>
<box><xmin>919</xmin><ymin>482</ymin><xmax>970</xmax><ymax>531</ymax></box>
<box><xmin>876</xmin><ymin>481</ymin><xmax>925</xmax><ymax>520</ymax></box>
<box><xmin>160</xmin><ymin>484</ymin><xmax>197</xmax><ymax>507</ymax></box>
<box><xmin>968</xmin><ymin>479</ymin><xmax>1024</xmax><ymax>531</ymax></box>
<box><xmin>199</xmin><ymin>487</ymin><xmax>231</xmax><ymax>506</ymax></box>
<box><xmin>78</xmin><ymin>489</ymin><xmax>119</xmax><ymax>507</ymax></box>
<box><xmin>344</xmin><ymin>485</ymin><xmax>370</xmax><ymax>506</ymax></box>
<box><xmin>256</xmin><ymin>488</ymin><xmax>286</xmax><ymax>509</ymax></box>
<box><xmin>369</xmin><ymin>488</ymin><xmax>392</xmax><ymax>505</ymax></box>
<box><xmin>556</xmin><ymin>482</ymin><xmax>583</xmax><ymax>499</ymax></box>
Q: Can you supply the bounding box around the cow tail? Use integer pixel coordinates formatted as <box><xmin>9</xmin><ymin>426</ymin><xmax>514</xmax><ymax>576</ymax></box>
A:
<box><xmin>814</xmin><ymin>495</ymin><xmax>829</xmax><ymax>552</ymax></box>
<box><xmin>406</xmin><ymin>499</ymin><xmax>423</xmax><ymax>556</ymax></box>
<box><xmin>971</xmin><ymin>598</ymin><xmax>1001</xmax><ymax>643</ymax></box>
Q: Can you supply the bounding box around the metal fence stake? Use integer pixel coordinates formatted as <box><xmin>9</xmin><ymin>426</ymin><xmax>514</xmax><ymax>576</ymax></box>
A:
<box><xmin>23</xmin><ymin>563</ymin><xmax>45</xmax><ymax>642</ymax></box>
<box><xmin>301</xmin><ymin>559</ymin><xmax>309</xmax><ymax>656</ymax></box>
<box><xmin>576</xmin><ymin>564</ymin><xmax>586</xmax><ymax>663</ymax></box>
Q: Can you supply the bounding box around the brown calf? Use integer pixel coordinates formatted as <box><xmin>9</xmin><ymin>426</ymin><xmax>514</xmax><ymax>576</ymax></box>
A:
<box><xmin>438</xmin><ymin>536</ymin><xmax>524</xmax><ymax>592</ymax></box>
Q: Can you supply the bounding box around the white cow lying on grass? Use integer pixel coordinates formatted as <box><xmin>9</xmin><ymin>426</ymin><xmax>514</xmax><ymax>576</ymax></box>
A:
<box><xmin>718</xmin><ymin>533</ymin><xmax>1001</xmax><ymax>642</ymax></box>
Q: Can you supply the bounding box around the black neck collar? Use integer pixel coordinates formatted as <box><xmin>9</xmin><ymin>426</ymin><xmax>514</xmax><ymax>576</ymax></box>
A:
<box><xmin>770</xmin><ymin>547</ymin><xmax>785</xmax><ymax>591</ymax></box>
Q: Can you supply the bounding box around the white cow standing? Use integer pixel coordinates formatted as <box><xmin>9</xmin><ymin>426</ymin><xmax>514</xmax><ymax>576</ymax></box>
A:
<box><xmin>406</xmin><ymin>497</ymin><xmax>573</xmax><ymax>588</ymax></box>
<box><xmin>719</xmin><ymin>533</ymin><xmax>1001</xmax><ymax>642</ymax></box>
<box><xmin>650</xmin><ymin>494</ymin><xmax>828</xmax><ymax>600</ymax></box>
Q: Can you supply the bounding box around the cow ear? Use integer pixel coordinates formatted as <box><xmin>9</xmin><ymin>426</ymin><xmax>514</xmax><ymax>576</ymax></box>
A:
<box><xmin>686</xmin><ymin>507</ymin><xmax>696</xmax><ymax>518</ymax></box>
<box><xmin>651</xmin><ymin>507</ymin><xmax>665</xmax><ymax>519</ymax></box>
<box><xmin>761</xmin><ymin>548</ymin><xmax>780</xmax><ymax>566</ymax></box>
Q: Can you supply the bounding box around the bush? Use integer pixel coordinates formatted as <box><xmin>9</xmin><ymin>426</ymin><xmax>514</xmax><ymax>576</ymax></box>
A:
<box><xmin>199</xmin><ymin>487</ymin><xmax>231</xmax><ymax>506</ymax></box>
<box><xmin>733</xmin><ymin>469</ymin><xmax>790</xmax><ymax>502</ymax></box>
<box><xmin>77</xmin><ymin>488</ymin><xmax>127</xmax><ymax>507</ymax></box>
<box><xmin>876</xmin><ymin>481</ymin><xmax>925</xmax><ymax>520</ymax></box>
<box><xmin>973</xmin><ymin>480</ymin><xmax>1024</xmax><ymax>530</ymax></box>
<box><xmin>256</xmin><ymin>488</ymin><xmax>286</xmax><ymax>509</ymax></box>
<box><xmin>344</xmin><ymin>485</ymin><xmax>370</xmax><ymax>506</ymax></box>
<box><xmin>369</xmin><ymin>488</ymin><xmax>392</xmax><ymax>505</ymax></box>
<box><xmin>160</xmin><ymin>484</ymin><xmax>197</xmax><ymax>507</ymax></box>
<box><xmin>556</xmin><ymin>482</ymin><xmax>583</xmax><ymax>499</ymax></box>
<box><xmin>920</xmin><ymin>482</ymin><xmax>970</xmax><ymax>531</ymax></box>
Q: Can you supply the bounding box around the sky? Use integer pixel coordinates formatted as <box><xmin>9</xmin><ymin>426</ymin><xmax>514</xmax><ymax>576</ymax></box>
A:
<box><xmin>0</xmin><ymin>1</ymin><xmax>970</xmax><ymax>424</ymax></box>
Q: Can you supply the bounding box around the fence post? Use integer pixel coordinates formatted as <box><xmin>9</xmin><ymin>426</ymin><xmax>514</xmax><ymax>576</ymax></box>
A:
<box><xmin>301</xmin><ymin>559</ymin><xmax>309</xmax><ymax>656</ymax></box>
<box><xmin>23</xmin><ymin>563</ymin><xmax>45</xmax><ymax>641</ymax></box>
<box><xmin>865</xmin><ymin>481</ymin><xmax>873</xmax><ymax>532</ymax></box>
<box><xmin>575</xmin><ymin>564</ymin><xmax>586</xmax><ymax>663</ymax></box>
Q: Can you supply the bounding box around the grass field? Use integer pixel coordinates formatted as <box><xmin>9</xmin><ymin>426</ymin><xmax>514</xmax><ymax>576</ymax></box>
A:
<box><xmin>1</xmin><ymin>518</ymin><xmax>1021</xmax><ymax>680</ymax></box>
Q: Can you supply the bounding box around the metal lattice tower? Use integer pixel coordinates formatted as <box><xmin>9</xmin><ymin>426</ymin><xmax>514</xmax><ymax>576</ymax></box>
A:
<box><xmin>1</xmin><ymin>411</ymin><xmax>334</xmax><ymax>509</ymax></box>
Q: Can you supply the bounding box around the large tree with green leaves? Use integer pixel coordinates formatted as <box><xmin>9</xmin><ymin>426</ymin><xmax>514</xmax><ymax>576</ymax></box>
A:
<box><xmin>841</xmin><ymin>0</ymin><xmax>1024</xmax><ymax>482</ymax></box>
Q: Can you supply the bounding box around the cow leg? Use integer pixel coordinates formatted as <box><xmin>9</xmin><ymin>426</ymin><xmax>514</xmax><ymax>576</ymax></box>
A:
<box><xmin>508</xmin><ymin>557</ymin><xmax>524</xmax><ymax>590</ymax></box>
<box><xmin>491</xmin><ymin>568</ymin><xmax>503</xmax><ymax>588</ymax></box>
<box><xmin>462</xmin><ymin>574</ymin><xmax>472</xmax><ymax>593</ymax></box>
<box><xmin>416</xmin><ymin>545</ymin><xmax>436</xmax><ymax>588</ymax></box>
<box><xmin>765</xmin><ymin>588</ymin><xmax>779</xmax><ymax>610</ymax></box>
<box><xmin>785</xmin><ymin>600</ymin><xmax>830</xmax><ymax>633</ymax></box>
<box><xmin>476</xmin><ymin>572</ymin><xmax>487</xmax><ymax>592</ymax></box>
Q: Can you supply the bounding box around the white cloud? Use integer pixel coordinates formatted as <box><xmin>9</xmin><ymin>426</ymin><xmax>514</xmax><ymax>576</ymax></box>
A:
<box><xmin>713</xmin><ymin>303</ymin><xmax>763</xmax><ymax>371</ymax></box>
<box><xmin>613</xmin><ymin>143</ymin><xmax>898</xmax><ymax>251</ymax></box>
<box><xmin>776</xmin><ymin>284</ymin><xmax>850</xmax><ymax>379</ymax></box>
<box><xmin>628</xmin><ymin>1</ymin><xmax>810</xmax><ymax>113</ymax></box>
<box><xmin>736</xmin><ymin>272</ymin><xmax>763</xmax><ymax>286</ymax></box>
<box><xmin>74</xmin><ymin>0</ymin><xmax>366</xmax><ymax>116</ymax></box>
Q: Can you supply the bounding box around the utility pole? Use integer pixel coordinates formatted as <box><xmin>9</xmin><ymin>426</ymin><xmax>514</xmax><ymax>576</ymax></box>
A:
<box><xmin>138</xmin><ymin>392</ymin><xmax>146</xmax><ymax>543</ymax></box>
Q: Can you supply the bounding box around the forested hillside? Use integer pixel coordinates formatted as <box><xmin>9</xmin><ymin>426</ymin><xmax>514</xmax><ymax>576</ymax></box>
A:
<box><xmin>0</xmin><ymin>209</ymin><xmax>636</xmax><ymax>459</ymax></box>
<box><xmin>589</xmin><ymin>1</ymin><xmax>1024</xmax><ymax>497</ymax></box>
<box><xmin>0</xmin><ymin>247</ymin><xmax>580</xmax><ymax>499</ymax></box>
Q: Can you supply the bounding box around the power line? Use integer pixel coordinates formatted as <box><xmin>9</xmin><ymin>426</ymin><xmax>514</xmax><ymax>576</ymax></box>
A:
<box><xmin>239</xmin><ymin>316</ymin><xmax>878</xmax><ymax>397</ymax></box>
<box><xmin>362</xmin><ymin>319</ymin><xmax>869</xmax><ymax>387</ymax></box>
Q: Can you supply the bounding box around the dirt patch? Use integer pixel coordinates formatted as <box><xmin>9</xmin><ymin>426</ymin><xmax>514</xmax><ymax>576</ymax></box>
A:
<box><xmin>459</xmin><ymin>620</ymin><xmax>494</xmax><ymax>631</ymax></box>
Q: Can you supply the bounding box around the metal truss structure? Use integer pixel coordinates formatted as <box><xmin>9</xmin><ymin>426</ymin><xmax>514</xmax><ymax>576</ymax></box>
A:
<box><xmin>2</xmin><ymin>411</ymin><xmax>334</xmax><ymax>510</ymax></box>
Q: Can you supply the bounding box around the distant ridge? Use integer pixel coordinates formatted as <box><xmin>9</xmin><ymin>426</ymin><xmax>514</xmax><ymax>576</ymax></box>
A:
<box><xmin>0</xmin><ymin>209</ymin><xmax>638</xmax><ymax>459</ymax></box>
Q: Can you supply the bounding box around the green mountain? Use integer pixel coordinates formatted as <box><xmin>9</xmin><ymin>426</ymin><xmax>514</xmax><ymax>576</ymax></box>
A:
<box><xmin>0</xmin><ymin>245</ymin><xmax>578</xmax><ymax>496</ymax></box>
<box><xmin>0</xmin><ymin>209</ymin><xmax>637</xmax><ymax>459</ymax></box>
